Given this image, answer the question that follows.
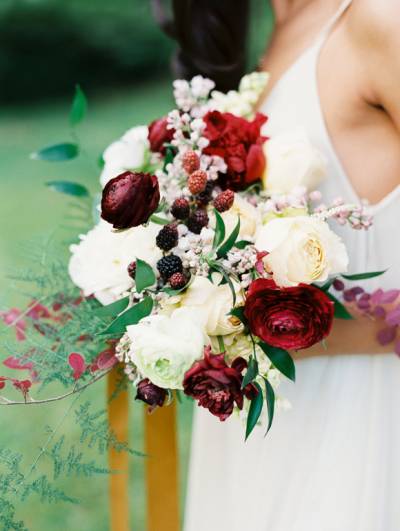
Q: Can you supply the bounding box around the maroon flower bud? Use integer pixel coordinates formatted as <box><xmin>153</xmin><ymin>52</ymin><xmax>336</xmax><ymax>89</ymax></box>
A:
<box><xmin>101</xmin><ymin>171</ymin><xmax>160</xmax><ymax>229</ymax></box>
<box><xmin>136</xmin><ymin>378</ymin><xmax>167</xmax><ymax>410</ymax></box>
<box><xmin>148</xmin><ymin>117</ymin><xmax>174</xmax><ymax>154</ymax></box>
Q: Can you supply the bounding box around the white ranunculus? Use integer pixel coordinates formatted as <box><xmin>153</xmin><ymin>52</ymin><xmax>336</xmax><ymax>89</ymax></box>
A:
<box><xmin>69</xmin><ymin>220</ymin><xmax>161</xmax><ymax>305</ymax></box>
<box><xmin>216</xmin><ymin>195</ymin><xmax>260</xmax><ymax>240</ymax></box>
<box><xmin>255</xmin><ymin>216</ymin><xmax>348</xmax><ymax>287</ymax></box>
<box><xmin>126</xmin><ymin>312</ymin><xmax>205</xmax><ymax>389</ymax></box>
<box><xmin>262</xmin><ymin>128</ymin><xmax>327</xmax><ymax>194</ymax></box>
<box><xmin>100</xmin><ymin>126</ymin><xmax>149</xmax><ymax>188</ymax></box>
<box><xmin>178</xmin><ymin>276</ymin><xmax>244</xmax><ymax>337</ymax></box>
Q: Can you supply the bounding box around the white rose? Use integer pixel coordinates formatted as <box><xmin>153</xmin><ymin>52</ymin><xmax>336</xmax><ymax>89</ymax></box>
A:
<box><xmin>69</xmin><ymin>220</ymin><xmax>161</xmax><ymax>304</ymax></box>
<box><xmin>126</xmin><ymin>313</ymin><xmax>205</xmax><ymax>389</ymax></box>
<box><xmin>215</xmin><ymin>195</ymin><xmax>260</xmax><ymax>240</ymax></box>
<box><xmin>262</xmin><ymin>128</ymin><xmax>327</xmax><ymax>194</ymax></box>
<box><xmin>178</xmin><ymin>276</ymin><xmax>243</xmax><ymax>337</ymax></box>
<box><xmin>100</xmin><ymin>126</ymin><xmax>149</xmax><ymax>188</ymax></box>
<box><xmin>255</xmin><ymin>216</ymin><xmax>348</xmax><ymax>286</ymax></box>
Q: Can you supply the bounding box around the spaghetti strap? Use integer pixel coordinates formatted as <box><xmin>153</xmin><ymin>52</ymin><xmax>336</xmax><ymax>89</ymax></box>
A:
<box><xmin>317</xmin><ymin>0</ymin><xmax>353</xmax><ymax>44</ymax></box>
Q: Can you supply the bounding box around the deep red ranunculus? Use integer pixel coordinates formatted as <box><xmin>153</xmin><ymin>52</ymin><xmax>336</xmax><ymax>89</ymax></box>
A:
<box><xmin>183</xmin><ymin>346</ymin><xmax>259</xmax><ymax>421</ymax></box>
<box><xmin>203</xmin><ymin>110</ymin><xmax>268</xmax><ymax>190</ymax></box>
<box><xmin>136</xmin><ymin>378</ymin><xmax>167</xmax><ymax>411</ymax></box>
<box><xmin>244</xmin><ymin>279</ymin><xmax>334</xmax><ymax>350</ymax></box>
<box><xmin>101</xmin><ymin>171</ymin><xmax>160</xmax><ymax>229</ymax></box>
<box><xmin>148</xmin><ymin>117</ymin><xmax>174</xmax><ymax>154</ymax></box>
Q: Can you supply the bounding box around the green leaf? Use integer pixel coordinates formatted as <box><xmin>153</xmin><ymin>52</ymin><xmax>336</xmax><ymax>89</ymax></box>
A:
<box><xmin>163</xmin><ymin>146</ymin><xmax>175</xmax><ymax>172</ymax></box>
<box><xmin>102</xmin><ymin>297</ymin><xmax>153</xmax><ymax>336</ymax></box>
<box><xmin>217</xmin><ymin>217</ymin><xmax>241</xmax><ymax>258</ymax></box>
<box><xmin>245</xmin><ymin>382</ymin><xmax>263</xmax><ymax>440</ymax></box>
<box><xmin>327</xmin><ymin>292</ymin><xmax>354</xmax><ymax>320</ymax></box>
<box><xmin>320</xmin><ymin>277</ymin><xmax>336</xmax><ymax>292</ymax></box>
<box><xmin>241</xmin><ymin>356</ymin><xmax>258</xmax><ymax>389</ymax></box>
<box><xmin>341</xmin><ymin>270</ymin><xmax>386</xmax><ymax>281</ymax></box>
<box><xmin>259</xmin><ymin>343</ymin><xmax>296</xmax><ymax>382</ymax></box>
<box><xmin>135</xmin><ymin>259</ymin><xmax>156</xmax><ymax>293</ymax></box>
<box><xmin>235</xmin><ymin>240</ymin><xmax>252</xmax><ymax>250</ymax></box>
<box><xmin>95</xmin><ymin>296</ymin><xmax>129</xmax><ymax>318</ymax></box>
<box><xmin>69</xmin><ymin>84</ymin><xmax>87</xmax><ymax>126</ymax></box>
<box><xmin>264</xmin><ymin>378</ymin><xmax>275</xmax><ymax>434</ymax></box>
<box><xmin>229</xmin><ymin>306</ymin><xmax>247</xmax><ymax>324</ymax></box>
<box><xmin>213</xmin><ymin>265</ymin><xmax>237</xmax><ymax>306</ymax></box>
<box><xmin>46</xmin><ymin>180</ymin><xmax>89</xmax><ymax>197</ymax></box>
<box><xmin>149</xmin><ymin>214</ymin><xmax>170</xmax><ymax>225</ymax></box>
<box><xmin>31</xmin><ymin>143</ymin><xmax>79</xmax><ymax>162</ymax></box>
<box><xmin>212</xmin><ymin>209</ymin><xmax>226</xmax><ymax>250</ymax></box>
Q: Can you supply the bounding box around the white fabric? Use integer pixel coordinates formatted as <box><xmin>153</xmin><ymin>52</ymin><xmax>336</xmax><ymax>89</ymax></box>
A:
<box><xmin>184</xmin><ymin>1</ymin><xmax>400</xmax><ymax>530</ymax></box>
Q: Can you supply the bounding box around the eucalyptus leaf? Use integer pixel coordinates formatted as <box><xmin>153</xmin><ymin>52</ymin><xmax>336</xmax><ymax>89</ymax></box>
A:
<box><xmin>241</xmin><ymin>356</ymin><xmax>259</xmax><ymax>389</ymax></box>
<box><xmin>341</xmin><ymin>270</ymin><xmax>386</xmax><ymax>281</ymax></box>
<box><xmin>327</xmin><ymin>292</ymin><xmax>354</xmax><ymax>320</ymax></box>
<box><xmin>264</xmin><ymin>377</ymin><xmax>275</xmax><ymax>434</ymax></box>
<box><xmin>217</xmin><ymin>216</ymin><xmax>241</xmax><ymax>258</ymax></box>
<box><xmin>212</xmin><ymin>209</ymin><xmax>226</xmax><ymax>250</ymax></box>
<box><xmin>95</xmin><ymin>296</ymin><xmax>129</xmax><ymax>318</ymax></box>
<box><xmin>102</xmin><ymin>297</ymin><xmax>153</xmax><ymax>336</ymax></box>
<box><xmin>245</xmin><ymin>382</ymin><xmax>263</xmax><ymax>440</ymax></box>
<box><xmin>259</xmin><ymin>342</ymin><xmax>296</xmax><ymax>382</ymax></box>
<box><xmin>135</xmin><ymin>259</ymin><xmax>156</xmax><ymax>293</ymax></box>
<box><xmin>31</xmin><ymin>143</ymin><xmax>79</xmax><ymax>162</ymax></box>
<box><xmin>69</xmin><ymin>84</ymin><xmax>87</xmax><ymax>126</ymax></box>
<box><xmin>46</xmin><ymin>181</ymin><xmax>89</xmax><ymax>197</ymax></box>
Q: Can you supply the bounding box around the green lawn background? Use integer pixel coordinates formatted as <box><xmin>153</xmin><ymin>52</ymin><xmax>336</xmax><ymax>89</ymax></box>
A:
<box><xmin>0</xmin><ymin>80</ymin><xmax>194</xmax><ymax>531</ymax></box>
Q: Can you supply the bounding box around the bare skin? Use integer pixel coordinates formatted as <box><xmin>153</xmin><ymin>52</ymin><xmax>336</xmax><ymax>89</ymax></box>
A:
<box><xmin>260</xmin><ymin>0</ymin><xmax>400</xmax><ymax>358</ymax></box>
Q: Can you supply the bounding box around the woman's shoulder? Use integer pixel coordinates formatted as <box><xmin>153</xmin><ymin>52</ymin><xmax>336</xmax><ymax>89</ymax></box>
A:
<box><xmin>347</xmin><ymin>0</ymin><xmax>400</xmax><ymax>50</ymax></box>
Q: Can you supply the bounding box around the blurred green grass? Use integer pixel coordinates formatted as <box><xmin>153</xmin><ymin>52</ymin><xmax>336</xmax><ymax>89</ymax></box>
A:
<box><xmin>0</xmin><ymin>79</ymin><xmax>194</xmax><ymax>530</ymax></box>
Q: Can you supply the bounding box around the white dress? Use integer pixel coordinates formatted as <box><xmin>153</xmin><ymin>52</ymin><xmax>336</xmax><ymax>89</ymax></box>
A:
<box><xmin>184</xmin><ymin>2</ymin><xmax>400</xmax><ymax>530</ymax></box>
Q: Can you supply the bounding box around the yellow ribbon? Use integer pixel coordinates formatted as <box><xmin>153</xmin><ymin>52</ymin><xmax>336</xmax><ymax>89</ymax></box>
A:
<box><xmin>108</xmin><ymin>367</ymin><xmax>180</xmax><ymax>531</ymax></box>
<box><xmin>108</xmin><ymin>367</ymin><xmax>130</xmax><ymax>531</ymax></box>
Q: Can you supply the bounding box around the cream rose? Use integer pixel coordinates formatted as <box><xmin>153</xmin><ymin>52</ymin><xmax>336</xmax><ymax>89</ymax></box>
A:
<box><xmin>215</xmin><ymin>195</ymin><xmax>260</xmax><ymax>240</ymax></box>
<box><xmin>69</xmin><ymin>220</ymin><xmax>161</xmax><ymax>305</ymax></box>
<box><xmin>126</xmin><ymin>312</ymin><xmax>205</xmax><ymax>389</ymax></box>
<box><xmin>177</xmin><ymin>276</ymin><xmax>244</xmax><ymax>337</ymax></box>
<box><xmin>255</xmin><ymin>216</ymin><xmax>349</xmax><ymax>287</ymax></box>
<box><xmin>100</xmin><ymin>126</ymin><xmax>150</xmax><ymax>188</ymax></box>
<box><xmin>262</xmin><ymin>128</ymin><xmax>327</xmax><ymax>194</ymax></box>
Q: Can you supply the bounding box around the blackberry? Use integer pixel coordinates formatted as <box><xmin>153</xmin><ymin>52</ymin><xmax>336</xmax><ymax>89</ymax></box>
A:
<box><xmin>156</xmin><ymin>224</ymin><xmax>178</xmax><ymax>251</ymax></box>
<box><xmin>171</xmin><ymin>198</ymin><xmax>190</xmax><ymax>220</ymax></box>
<box><xmin>127</xmin><ymin>261</ymin><xmax>136</xmax><ymax>279</ymax></box>
<box><xmin>196</xmin><ymin>181</ymin><xmax>214</xmax><ymax>206</ymax></box>
<box><xmin>188</xmin><ymin>210</ymin><xmax>209</xmax><ymax>234</ymax></box>
<box><xmin>157</xmin><ymin>254</ymin><xmax>183</xmax><ymax>279</ymax></box>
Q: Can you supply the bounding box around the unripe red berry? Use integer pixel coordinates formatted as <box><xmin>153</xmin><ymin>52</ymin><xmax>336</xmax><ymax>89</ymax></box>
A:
<box><xmin>213</xmin><ymin>189</ymin><xmax>235</xmax><ymax>212</ymax></box>
<box><xmin>188</xmin><ymin>170</ymin><xmax>208</xmax><ymax>195</ymax></box>
<box><xmin>182</xmin><ymin>150</ymin><xmax>200</xmax><ymax>174</ymax></box>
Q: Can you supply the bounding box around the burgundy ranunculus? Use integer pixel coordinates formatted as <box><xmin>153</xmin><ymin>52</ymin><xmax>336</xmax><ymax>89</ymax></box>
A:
<box><xmin>136</xmin><ymin>378</ymin><xmax>167</xmax><ymax>410</ymax></box>
<box><xmin>183</xmin><ymin>346</ymin><xmax>258</xmax><ymax>421</ymax></box>
<box><xmin>101</xmin><ymin>171</ymin><xmax>160</xmax><ymax>229</ymax></box>
<box><xmin>203</xmin><ymin>110</ymin><xmax>268</xmax><ymax>190</ymax></box>
<box><xmin>148</xmin><ymin>117</ymin><xmax>174</xmax><ymax>154</ymax></box>
<box><xmin>244</xmin><ymin>279</ymin><xmax>334</xmax><ymax>350</ymax></box>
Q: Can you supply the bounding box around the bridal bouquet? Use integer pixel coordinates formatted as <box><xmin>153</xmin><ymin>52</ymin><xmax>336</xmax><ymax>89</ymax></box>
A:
<box><xmin>65</xmin><ymin>73</ymin><xmax>375</xmax><ymax>437</ymax></box>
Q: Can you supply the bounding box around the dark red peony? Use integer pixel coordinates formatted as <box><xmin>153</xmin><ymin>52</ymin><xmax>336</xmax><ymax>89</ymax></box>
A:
<box><xmin>203</xmin><ymin>110</ymin><xmax>268</xmax><ymax>190</ymax></box>
<box><xmin>183</xmin><ymin>346</ymin><xmax>259</xmax><ymax>421</ymax></box>
<box><xmin>101</xmin><ymin>171</ymin><xmax>160</xmax><ymax>229</ymax></box>
<box><xmin>136</xmin><ymin>378</ymin><xmax>167</xmax><ymax>411</ymax></box>
<box><xmin>148</xmin><ymin>117</ymin><xmax>174</xmax><ymax>154</ymax></box>
<box><xmin>244</xmin><ymin>279</ymin><xmax>334</xmax><ymax>350</ymax></box>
